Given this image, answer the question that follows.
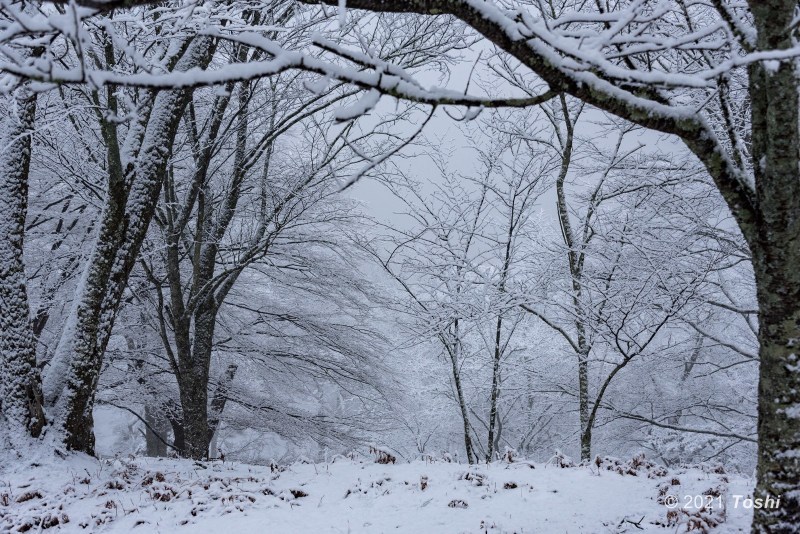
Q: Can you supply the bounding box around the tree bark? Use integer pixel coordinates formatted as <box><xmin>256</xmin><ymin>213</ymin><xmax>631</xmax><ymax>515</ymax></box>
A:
<box><xmin>746</xmin><ymin>1</ymin><xmax>800</xmax><ymax>530</ymax></box>
<box><xmin>176</xmin><ymin>303</ymin><xmax>217</xmax><ymax>459</ymax></box>
<box><xmin>0</xmin><ymin>83</ymin><xmax>45</xmax><ymax>440</ymax></box>
<box><xmin>751</xmin><ymin>256</ymin><xmax>800</xmax><ymax>532</ymax></box>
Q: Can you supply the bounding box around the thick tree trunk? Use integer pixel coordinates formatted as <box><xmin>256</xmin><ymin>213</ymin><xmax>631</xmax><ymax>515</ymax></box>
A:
<box><xmin>177</xmin><ymin>369</ymin><xmax>210</xmax><ymax>460</ymax></box>
<box><xmin>0</xmin><ymin>84</ymin><xmax>45</xmax><ymax>440</ymax></box>
<box><xmin>748</xmin><ymin>90</ymin><xmax>800</xmax><ymax>529</ymax></box>
<box><xmin>751</xmin><ymin>261</ymin><xmax>800</xmax><ymax>532</ymax></box>
<box><xmin>175</xmin><ymin>305</ymin><xmax>217</xmax><ymax>460</ymax></box>
<box><xmin>747</xmin><ymin>2</ymin><xmax>800</xmax><ymax>530</ymax></box>
<box><xmin>171</xmin><ymin>313</ymin><xmax>237</xmax><ymax>460</ymax></box>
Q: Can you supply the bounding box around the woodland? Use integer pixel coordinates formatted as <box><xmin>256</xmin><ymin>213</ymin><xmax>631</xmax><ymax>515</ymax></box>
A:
<box><xmin>0</xmin><ymin>1</ymin><xmax>795</xmax><ymax>532</ymax></box>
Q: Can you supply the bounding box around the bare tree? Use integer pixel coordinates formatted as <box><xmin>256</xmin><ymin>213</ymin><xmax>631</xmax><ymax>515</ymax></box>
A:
<box><xmin>366</xmin><ymin>173</ymin><xmax>488</xmax><ymax>464</ymax></box>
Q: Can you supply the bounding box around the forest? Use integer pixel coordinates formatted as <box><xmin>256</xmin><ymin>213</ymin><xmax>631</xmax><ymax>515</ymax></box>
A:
<box><xmin>0</xmin><ymin>1</ymin><xmax>796</xmax><ymax>532</ymax></box>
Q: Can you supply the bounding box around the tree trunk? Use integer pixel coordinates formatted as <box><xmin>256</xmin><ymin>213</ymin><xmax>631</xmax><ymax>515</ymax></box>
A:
<box><xmin>448</xmin><ymin>321</ymin><xmax>475</xmax><ymax>464</ymax></box>
<box><xmin>747</xmin><ymin>2</ymin><xmax>800</xmax><ymax>530</ymax></box>
<box><xmin>0</xmin><ymin>84</ymin><xmax>45</xmax><ymax>440</ymax></box>
<box><xmin>452</xmin><ymin>361</ymin><xmax>476</xmax><ymax>464</ymax></box>
<box><xmin>485</xmin><ymin>316</ymin><xmax>502</xmax><ymax>462</ymax></box>
<box><xmin>177</xmin><ymin>369</ymin><xmax>209</xmax><ymax>460</ymax></box>
<box><xmin>165</xmin><ymin>399</ymin><xmax>185</xmax><ymax>455</ymax></box>
<box><xmin>487</xmin><ymin>207</ymin><xmax>515</xmax><ymax>462</ymax></box>
<box><xmin>144</xmin><ymin>404</ymin><xmax>170</xmax><ymax>457</ymax></box>
<box><xmin>578</xmin><ymin>350</ymin><xmax>590</xmax><ymax>461</ymax></box>
<box><xmin>552</xmin><ymin>97</ymin><xmax>593</xmax><ymax>461</ymax></box>
<box><xmin>751</xmin><ymin>258</ymin><xmax>800</xmax><ymax>532</ymax></box>
<box><xmin>176</xmin><ymin>304</ymin><xmax>217</xmax><ymax>460</ymax></box>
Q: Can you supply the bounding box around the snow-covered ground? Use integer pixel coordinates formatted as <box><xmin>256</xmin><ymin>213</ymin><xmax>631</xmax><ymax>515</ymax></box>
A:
<box><xmin>1</xmin><ymin>451</ymin><xmax>754</xmax><ymax>533</ymax></box>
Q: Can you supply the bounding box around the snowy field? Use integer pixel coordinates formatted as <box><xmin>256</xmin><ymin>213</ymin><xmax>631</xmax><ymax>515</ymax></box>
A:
<box><xmin>1</xmin><ymin>452</ymin><xmax>754</xmax><ymax>533</ymax></box>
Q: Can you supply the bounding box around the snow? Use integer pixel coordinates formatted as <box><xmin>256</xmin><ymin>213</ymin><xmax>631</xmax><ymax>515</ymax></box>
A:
<box><xmin>338</xmin><ymin>0</ymin><xmax>347</xmax><ymax>30</ymax></box>
<box><xmin>763</xmin><ymin>60</ymin><xmax>781</xmax><ymax>74</ymax></box>
<box><xmin>783</xmin><ymin>404</ymin><xmax>800</xmax><ymax>419</ymax></box>
<box><xmin>334</xmin><ymin>89</ymin><xmax>381</xmax><ymax>121</ymax></box>
<box><xmin>1</xmin><ymin>452</ymin><xmax>753</xmax><ymax>533</ymax></box>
